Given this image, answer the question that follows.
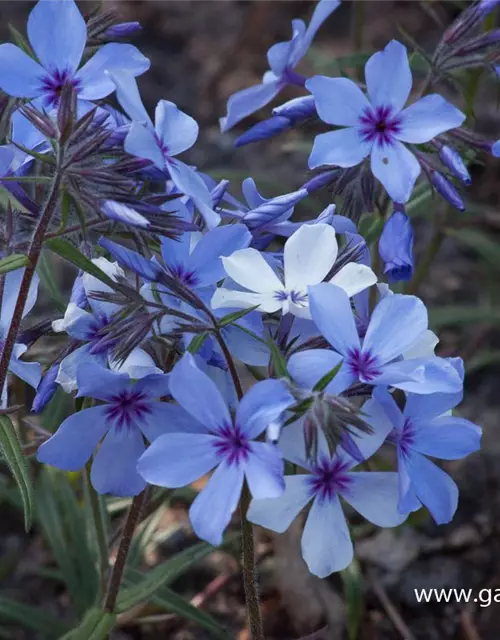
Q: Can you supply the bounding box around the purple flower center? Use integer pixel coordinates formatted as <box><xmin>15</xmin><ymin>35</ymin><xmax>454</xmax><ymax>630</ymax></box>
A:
<box><xmin>274</xmin><ymin>289</ymin><xmax>308</xmax><ymax>305</ymax></box>
<box><xmin>41</xmin><ymin>69</ymin><xmax>81</xmax><ymax>107</ymax></box>
<box><xmin>359</xmin><ymin>105</ymin><xmax>402</xmax><ymax>147</ymax></box>
<box><xmin>346</xmin><ymin>348</ymin><xmax>382</xmax><ymax>382</ymax></box>
<box><xmin>213</xmin><ymin>423</ymin><xmax>251</xmax><ymax>466</ymax></box>
<box><xmin>105</xmin><ymin>390</ymin><xmax>152</xmax><ymax>431</ymax></box>
<box><xmin>308</xmin><ymin>456</ymin><xmax>352</xmax><ymax>502</ymax></box>
<box><xmin>156</xmin><ymin>135</ymin><xmax>169</xmax><ymax>159</ymax></box>
<box><xmin>169</xmin><ymin>263</ymin><xmax>199</xmax><ymax>287</ymax></box>
<box><xmin>86</xmin><ymin>314</ymin><xmax>117</xmax><ymax>355</ymax></box>
<box><xmin>388</xmin><ymin>418</ymin><xmax>415</xmax><ymax>456</ymax></box>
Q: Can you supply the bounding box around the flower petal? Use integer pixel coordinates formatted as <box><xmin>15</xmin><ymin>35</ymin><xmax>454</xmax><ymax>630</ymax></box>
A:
<box><xmin>329</xmin><ymin>263</ymin><xmax>377</xmax><ymax>297</ymax></box>
<box><xmin>245</xmin><ymin>441</ymin><xmax>285</xmax><ymax>499</ymax></box>
<box><xmin>27</xmin><ymin>0</ymin><xmax>86</xmax><ymax>75</ymax></box>
<box><xmin>170</xmin><ymin>353</ymin><xmax>231</xmax><ymax>432</ymax></box>
<box><xmin>341</xmin><ymin>472</ymin><xmax>407</xmax><ymax>526</ymax></box>
<box><xmin>220</xmin><ymin>248</ymin><xmax>283</xmax><ymax>293</ymax></box>
<box><xmin>91</xmin><ymin>426</ymin><xmax>146</xmax><ymax>497</ymax></box>
<box><xmin>220</xmin><ymin>80</ymin><xmax>281</xmax><ymax>132</ymax></box>
<box><xmin>411</xmin><ymin>417</ymin><xmax>481</xmax><ymax>460</ymax></box>
<box><xmin>397</xmin><ymin>94</ymin><xmax>466</xmax><ymax>144</ymax></box>
<box><xmin>247</xmin><ymin>475</ymin><xmax>312</xmax><ymax>532</ymax></box>
<box><xmin>291</xmin><ymin>0</ymin><xmax>340</xmax><ymax>66</ymax></box>
<box><xmin>302</xmin><ymin>494</ymin><xmax>353</xmax><ymax>577</ymax></box>
<box><xmin>284</xmin><ymin>223</ymin><xmax>338</xmax><ymax>292</ymax></box>
<box><xmin>365</xmin><ymin>40</ymin><xmax>412</xmax><ymax>112</ymax></box>
<box><xmin>370</xmin><ymin>140</ymin><xmax>421</xmax><ymax>204</ymax></box>
<box><xmin>288</xmin><ymin>348</ymin><xmax>350</xmax><ymax>394</ymax></box>
<box><xmin>306</xmin><ymin>76</ymin><xmax>370</xmax><ymax>126</ymax></box>
<box><xmin>9</xmin><ymin>344</ymin><xmax>42</xmax><ymax>389</ymax></box>
<box><xmin>101</xmin><ymin>200</ymin><xmax>150</xmax><ymax>228</ymax></box>
<box><xmin>211</xmin><ymin>287</ymin><xmax>282</xmax><ymax>313</ymax></box>
<box><xmin>167</xmin><ymin>158</ymin><xmax>213</xmax><ymax>209</ymax></box>
<box><xmin>76</xmin><ymin>363</ymin><xmax>131</xmax><ymax>401</ymax></box>
<box><xmin>82</xmin><ymin>257</ymin><xmax>124</xmax><ymax>318</ymax></box>
<box><xmin>37</xmin><ymin>406</ymin><xmax>109</xmax><ymax>471</ymax></box>
<box><xmin>1</xmin><ymin>269</ymin><xmax>39</xmax><ymax>330</ymax></box>
<box><xmin>0</xmin><ymin>44</ymin><xmax>43</xmax><ymax>98</ymax></box>
<box><xmin>155</xmin><ymin>100</ymin><xmax>199</xmax><ymax>156</ymax></box>
<box><xmin>188</xmin><ymin>224</ymin><xmax>252</xmax><ymax>287</ymax></box>
<box><xmin>77</xmin><ymin>43</ymin><xmax>150</xmax><ymax>100</ymax></box>
<box><xmin>109</xmin><ymin>71</ymin><xmax>151</xmax><ymax>125</ymax></box>
<box><xmin>125</xmin><ymin>122</ymin><xmax>164</xmax><ymax>169</ymax></box>
<box><xmin>237</xmin><ymin>379</ymin><xmax>295</xmax><ymax>439</ymax></box>
<box><xmin>308</xmin><ymin>283</ymin><xmax>361</xmax><ymax>356</ymax></box>
<box><xmin>138</xmin><ymin>432</ymin><xmax>220</xmax><ymax>487</ymax></box>
<box><xmin>403</xmin><ymin>451</ymin><xmax>458</xmax><ymax>524</ymax></box>
<box><xmin>308</xmin><ymin>128</ymin><xmax>371</xmax><ymax>169</ymax></box>
<box><xmin>189</xmin><ymin>460</ymin><xmax>244</xmax><ymax>545</ymax></box>
<box><xmin>56</xmin><ymin>345</ymin><xmax>106</xmax><ymax>393</ymax></box>
<box><xmin>363</xmin><ymin>294</ymin><xmax>428</xmax><ymax>364</ymax></box>
<box><xmin>376</xmin><ymin>357</ymin><xmax>462</xmax><ymax>394</ymax></box>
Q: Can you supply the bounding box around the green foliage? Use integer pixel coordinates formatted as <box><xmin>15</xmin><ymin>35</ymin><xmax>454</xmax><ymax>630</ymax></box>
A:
<box><xmin>0</xmin><ymin>597</ymin><xmax>69</xmax><ymax>638</ymax></box>
<box><xmin>0</xmin><ymin>415</ymin><xmax>34</xmax><ymax>531</ymax></box>
<box><xmin>44</xmin><ymin>238</ymin><xmax>117</xmax><ymax>288</ymax></box>
<box><xmin>0</xmin><ymin>254</ymin><xmax>29</xmax><ymax>274</ymax></box>
<box><xmin>60</xmin><ymin>608</ymin><xmax>116</xmax><ymax>640</ymax></box>
<box><xmin>341</xmin><ymin>559</ymin><xmax>364</xmax><ymax>640</ymax></box>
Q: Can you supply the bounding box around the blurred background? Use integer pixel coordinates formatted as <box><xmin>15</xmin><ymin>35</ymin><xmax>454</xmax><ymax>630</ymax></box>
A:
<box><xmin>1</xmin><ymin>1</ymin><xmax>500</xmax><ymax>639</ymax></box>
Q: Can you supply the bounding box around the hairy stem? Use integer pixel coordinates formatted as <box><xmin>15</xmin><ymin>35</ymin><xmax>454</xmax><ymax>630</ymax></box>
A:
<box><xmin>215</xmin><ymin>330</ymin><xmax>264</xmax><ymax>639</ymax></box>
<box><xmin>103</xmin><ymin>490</ymin><xmax>147</xmax><ymax>612</ymax></box>
<box><xmin>0</xmin><ymin>150</ymin><xmax>64</xmax><ymax>400</ymax></box>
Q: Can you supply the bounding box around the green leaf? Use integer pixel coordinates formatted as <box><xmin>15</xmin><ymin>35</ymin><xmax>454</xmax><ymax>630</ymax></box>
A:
<box><xmin>9</xmin><ymin>140</ymin><xmax>55</xmax><ymax>164</ymax></box>
<box><xmin>124</xmin><ymin>569</ymin><xmax>231</xmax><ymax>639</ymax></box>
<box><xmin>59</xmin><ymin>608</ymin><xmax>116</xmax><ymax>640</ymax></box>
<box><xmin>429</xmin><ymin>305</ymin><xmax>500</xmax><ymax>328</ymax></box>
<box><xmin>117</xmin><ymin>541</ymin><xmax>216</xmax><ymax>612</ymax></box>
<box><xmin>341</xmin><ymin>559</ymin><xmax>364</xmax><ymax>640</ymax></box>
<box><xmin>313</xmin><ymin>359</ymin><xmax>344</xmax><ymax>392</ymax></box>
<box><xmin>0</xmin><ymin>254</ymin><xmax>29</xmax><ymax>275</ymax></box>
<box><xmin>0</xmin><ymin>597</ymin><xmax>69</xmax><ymax>637</ymax></box>
<box><xmin>45</xmin><ymin>238</ymin><xmax>117</xmax><ymax>288</ymax></box>
<box><xmin>0</xmin><ymin>416</ymin><xmax>34</xmax><ymax>532</ymax></box>
<box><xmin>7</xmin><ymin>24</ymin><xmax>34</xmax><ymax>57</ymax></box>
<box><xmin>36</xmin><ymin>469</ymin><xmax>98</xmax><ymax>614</ymax></box>
<box><xmin>446</xmin><ymin>228</ymin><xmax>500</xmax><ymax>270</ymax></box>
<box><xmin>187</xmin><ymin>333</ymin><xmax>208</xmax><ymax>355</ymax></box>
<box><xmin>267</xmin><ymin>340</ymin><xmax>289</xmax><ymax>378</ymax></box>
<box><xmin>37</xmin><ymin>250</ymin><xmax>66</xmax><ymax>313</ymax></box>
<box><xmin>217</xmin><ymin>306</ymin><xmax>260</xmax><ymax>328</ymax></box>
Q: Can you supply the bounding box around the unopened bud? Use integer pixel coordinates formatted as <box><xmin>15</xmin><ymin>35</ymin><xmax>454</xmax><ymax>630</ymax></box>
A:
<box><xmin>103</xmin><ymin>21</ymin><xmax>142</xmax><ymax>39</ymax></box>
<box><xmin>31</xmin><ymin>364</ymin><xmax>59</xmax><ymax>413</ymax></box>
<box><xmin>272</xmin><ymin>96</ymin><xmax>317</xmax><ymax>122</ymax></box>
<box><xmin>302</xmin><ymin>169</ymin><xmax>339</xmax><ymax>194</ymax></box>
<box><xmin>234</xmin><ymin>116</ymin><xmax>292</xmax><ymax>148</ymax></box>
<box><xmin>211</xmin><ymin>179</ymin><xmax>230</xmax><ymax>208</ymax></box>
<box><xmin>431</xmin><ymin>171</ymin><xmax>465</xmax><ymax>211</ymax></box>
<box><xmin>438</xmin><ymin>144</ymin><xmax>471</xmax><ymax>185</ymax></box>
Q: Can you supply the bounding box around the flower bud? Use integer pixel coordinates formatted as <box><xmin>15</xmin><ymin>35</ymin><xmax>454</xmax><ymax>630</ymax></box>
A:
<box><xmin>244</xmin><ymin>189</ymin><xmax>308</xmax><ymax>228</ymax></box>
<box><xmin>234</xmin><ymin>116</ymin><xmax>292</xmax><ymax>148</ymax></box>
<box><xmin>211</xmin><ymin>179</ymin><xmax>230</xmax><ymax>209</ymax></box>
<box><xmin>302</xmin><ymin>169</ymin><xmax>339</xmax><ymax>194</ymax></box>
<box><xmin>31</xmin><ymin>364</ymin><xmax>59</xmax><ymax>413</ymax></box>
<box><xmin>438</xmin><ymin>145</ymin><xmax>471</xmax><ymax>185</ymax></box>
<box><xmin>272</xmin><ymin>96</ymin><xmax>317</xmax><ymax>122</ymax></box>
<box><xmin>443</xmin><ymin>1</ymin><xmax>500</xmax><ymax>45</ymax></box>
<box><xmin>378</xmin><ymin>209</ymin><xmax>414</xmax><ymax>282</ymax></box>
<box><xmin>431</xmin><ymin>171</ymin><xmax>465</xmax><ymax>211</ymax></box>
<box><xmin>453</xmin><ymin>28</ymin><xmax>500</xmax><ymax>56</ymax></box>
<box><xmin>103</xmin><ymin>22</ymin><xmax>142</xmax><ymax>39</ymax></box>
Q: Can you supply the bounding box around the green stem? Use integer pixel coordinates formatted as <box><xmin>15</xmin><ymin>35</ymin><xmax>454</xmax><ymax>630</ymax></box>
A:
<box><xmin>103</xmin><ymin>490</ymin><xmax>147</xmax><ymax>613</ymax></box>
<box><xmin>352</xmin><ymin>1</ymin><xmax>365</xmax><ymax>51</ymax></box>
<box><xmin>85</xmin><ymin>464</ymin><xmax>109</xmax><ymax>599</ymax></box>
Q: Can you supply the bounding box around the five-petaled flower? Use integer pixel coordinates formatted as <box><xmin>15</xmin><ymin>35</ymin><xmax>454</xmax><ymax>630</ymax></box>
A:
<box><xmin>306</xmin><ymin>40</ymin><xmax>466</xmax><ymax>202</ymax></box>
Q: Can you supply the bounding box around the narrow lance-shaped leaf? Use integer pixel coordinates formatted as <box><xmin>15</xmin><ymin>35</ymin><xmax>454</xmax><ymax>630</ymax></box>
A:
<box><xmin>45</xmin><ymin>238</ymin><xmax>117</xmax><ymax>289</ymax></box>
<box><xmin>0</xmin><ymin>254</ymin><xmax>29</xmax><ymax>274</ymax></box>
<box><xmin>0</xmin><ymin>415</ymin><xmax>34</xmax><ymax>531</ymax></box>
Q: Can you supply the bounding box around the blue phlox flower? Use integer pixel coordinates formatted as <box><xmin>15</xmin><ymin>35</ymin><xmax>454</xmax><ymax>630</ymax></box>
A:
<box><xmin>109</xmin><ymin>71</ymin><xmax>220</xmax><ymax>229</ymax></box>
<box><xmin>0</xmin><ymin>0</ymin><xmax>150</xmax><ymax>104</ymax></box>
<box><xmin>0</xmin><ymin>268</ymin><xmax>42</xmax><ymax>407</ymax></box>
<box><xmin>378</xmin><ymin>208</ymin><xmax>414</xmax><ymax>282</ymax></box>
<box><xmin>288</xmin><ymin>283</ymin><xmax>463</xmax><ymax>395</ymax></box>
<box><xmin>220</xmin><ymin>0</ymin><xmax>340</xmax><ymax>132</ymax></box>
<box><xmin>37</xmin><ymin>363</ymin><xmax>172</xmax><ymax>496</ymax></box>
<box><xmin>211</xmin><ymin>223</ymin><xmax>377</xmax><ymax>318</ymax></box>
<box><xmin>306</xmin><ymin>40</ymin><xmax>466</xmax><ymax>202</ymax></box>
<box><xmin>53</xmin><ymin>258</ymin><xmax>161</xmax><ymax>392</ymax></box>
<box><xmin>370</xmin><ymin>381</ymin><xmax>481</xmax><ymax>524</ymax></box>
<box><xmin>137</xmin><ymin>353</ymin><xmax>295</xmax><ymax>545</ymax></box>
<box><xmin>247</xmin><ymin>417</ymin><xmax>405</xmax><ymax>577</ymax></box>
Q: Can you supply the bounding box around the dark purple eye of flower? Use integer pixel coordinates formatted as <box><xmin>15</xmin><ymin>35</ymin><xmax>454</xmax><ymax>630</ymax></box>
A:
<box><xmin>40</xmin><ymin>69</ymin><xmax>81</xmax><ymax>107</ymax></box>
<box><xmin>359</xmin><ymin>105</ymin><xmax>402</xmax><ymax>147</ymax></box>
<box><xmin>346</xmin><ymin>348</ymin><xmax>382</xmax><ymax>382</ymax></box>
<box><xmin>308</xmin><ymin>457</ymin><xmax>351</xmax><ymax>502</ymax></box>
<box><xmin>169</xmin><ymin>264</ymin><xmax>199</xmax><ymax>287</ymax></box>
<box><xmin>388</xmin><ymin>418</ymin><xmax>415</xmax><ymax>456</ymax></box>
<box><xmin>105</xmin><ymin>390</ymin><xmax>152</xmax><ymax>431</ymax></box>
<box><xmin>274</xmin><ymin>289</ymin><xmax>308</xmax><ymax>305</ymax></box>
<box><xmin>213</xmin><ymin>423</ymin><xmax>251</xmax><ymax>466</ymax></box>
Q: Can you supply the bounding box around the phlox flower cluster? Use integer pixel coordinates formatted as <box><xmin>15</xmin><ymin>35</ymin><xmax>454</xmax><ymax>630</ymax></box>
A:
<box><xmin>0</xmin><ymin>0</ymin><xmax>487</xmax><ymax>580</ymax></box>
